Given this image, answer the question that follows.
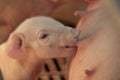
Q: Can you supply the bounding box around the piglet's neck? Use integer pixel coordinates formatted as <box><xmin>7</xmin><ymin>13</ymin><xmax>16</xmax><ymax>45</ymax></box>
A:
<box><xmin>2</xmin><ymin>57</ymin><xmax>42</xmax><ymax>80</ymax></box>
<box><xmin>13</xmin><ymin>53</ymin><xmax>42</xmax><ymax>80</ymax></box>
<box><xmin>0</xmin><ymin>46</ymin><xmax>42</xmax><ymax>80</ymax></box>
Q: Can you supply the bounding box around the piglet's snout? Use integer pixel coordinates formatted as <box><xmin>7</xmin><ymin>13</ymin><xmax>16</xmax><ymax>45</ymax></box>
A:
<box><xmin>71</xmin><ymin>29</ymin><xmax>80</xmax><ymax>43</ymax></box>
<box><xmin>60</xmin><ymin>28</ymin><xmax>80</xmax><ymax>48</ymax></box>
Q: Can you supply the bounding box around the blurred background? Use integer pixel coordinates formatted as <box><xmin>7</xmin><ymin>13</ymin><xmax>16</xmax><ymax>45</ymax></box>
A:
<box><xmin>0</xmin><ymin>0</ymin><xmax>119</xmax><ymax>80</ymax></box>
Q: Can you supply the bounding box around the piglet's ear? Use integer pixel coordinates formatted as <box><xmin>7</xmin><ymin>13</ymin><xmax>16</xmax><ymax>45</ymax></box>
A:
<box><xmin>5</xmin><ymin>33</ymin><xmax>26</xmax><ymax>60</ymax></box>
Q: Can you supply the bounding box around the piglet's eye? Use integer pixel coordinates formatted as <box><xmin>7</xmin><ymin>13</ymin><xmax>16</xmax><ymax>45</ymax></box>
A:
<box><xmin>39</xmin><ymin>33</ymin><xmax>49</xmax><ymax>39</ymax></box>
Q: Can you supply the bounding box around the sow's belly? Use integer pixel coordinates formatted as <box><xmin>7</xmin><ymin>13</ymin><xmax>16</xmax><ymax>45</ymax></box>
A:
<box><xmin>68</xmin><ymin>34</ymin><xmax>100</xmax><ymax>80</ymax></box>
<box><xmin>68</xmin><ymin>28</ymin><xmax>120</xmax><ymax>80</ymax></box>
<box><xmin>69</xmin><ymin>51</ymin><xmax>120</xmax><ymax>80</ymax></box>
<box><xmin>69</xmin><ymin>51</ymin><xmax>100</xmax><ymax>80</ymax></box>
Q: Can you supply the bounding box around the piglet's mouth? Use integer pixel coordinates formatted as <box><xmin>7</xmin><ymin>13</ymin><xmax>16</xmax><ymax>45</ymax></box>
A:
<box><xmin>64</xmin><ymin>45</ymin><xmax>77</xmax><ymax>48</ymax></box>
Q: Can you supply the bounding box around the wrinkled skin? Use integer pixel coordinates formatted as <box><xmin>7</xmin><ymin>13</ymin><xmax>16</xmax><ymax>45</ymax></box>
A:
<box><xmin>69</xmin><ymin>1</ymin><xmax>120</xmax><ymax>80</ymax></box>
<box><xmin>0</xmin><ymin>16</ymin><xmax>80</xmax><ymax>80</ymax></box>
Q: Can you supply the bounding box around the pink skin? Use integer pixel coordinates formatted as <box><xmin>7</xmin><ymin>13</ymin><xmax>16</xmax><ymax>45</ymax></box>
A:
<box><xmin>84</xmin><ymin>0</ymin><xmax>100</xmax><ymax>9</ymax></box>
<box><xmin>69</xmin><ymin>1</ymin><xmax>120</xmax><ymax>80</ymax></box>
<box><xmin>74</xmin><ymin>0</ymin><xmax>100</xmax><ymax>17</ymax></box>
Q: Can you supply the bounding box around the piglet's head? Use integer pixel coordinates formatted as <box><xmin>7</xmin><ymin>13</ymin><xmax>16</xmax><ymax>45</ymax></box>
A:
<box><xmin>5</xmin><ymin>17</ymin><xmax>80</xmax><ymax>60</ymax></box>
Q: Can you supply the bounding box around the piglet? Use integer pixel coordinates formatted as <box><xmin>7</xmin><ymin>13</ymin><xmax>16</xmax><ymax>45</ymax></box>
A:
<box><xmin>0</xmin><ymin>16</ymin><xmax>80</xmax><ymax>80</ymax></box>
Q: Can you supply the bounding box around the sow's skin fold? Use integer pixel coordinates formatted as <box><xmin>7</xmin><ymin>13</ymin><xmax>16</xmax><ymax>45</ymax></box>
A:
<box><xmin>0</xmin><ymin>16</ymin><xmax>80</xmax><ymax>80</ymax></box>
<box><xmin>69</xmin><ymin>1</ymin><xmax>120</xmax><ymax>80</ymax></box>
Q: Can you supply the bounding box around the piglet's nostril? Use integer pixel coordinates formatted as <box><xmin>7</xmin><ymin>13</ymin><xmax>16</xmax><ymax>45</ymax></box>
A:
<box><xmin>72</xmin><ymin>29</ymin><xmax>80</xmax><ymax>42</ymax></box>
<box><xmin>71</xmin><ymin>28</ymin><xmax>80</xmax><ymax>35</ymax></box>
<box><xmin>71</xmin><ymin>29</ymin><xmax>78</xmax><ymax>34</ymax></box>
